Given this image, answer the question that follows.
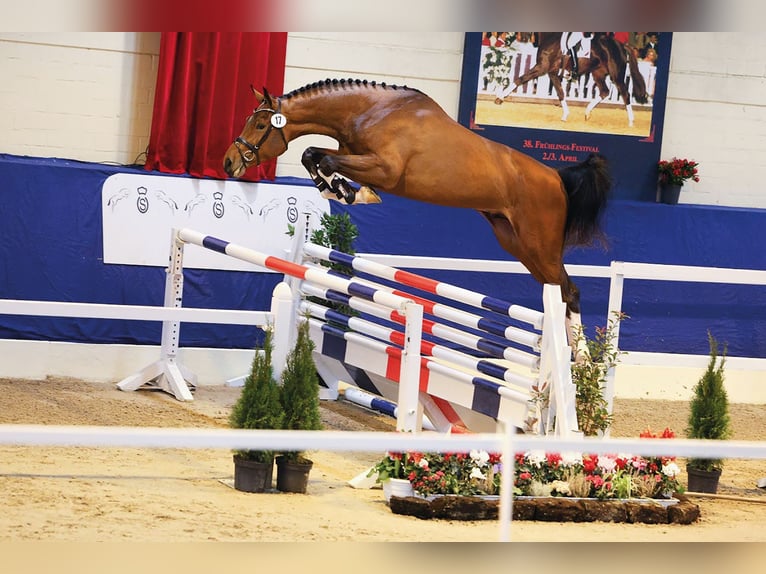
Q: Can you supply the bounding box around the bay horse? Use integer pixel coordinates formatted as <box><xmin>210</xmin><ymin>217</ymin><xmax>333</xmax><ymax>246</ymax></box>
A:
<box><xmin>494</xmin><ymin>32</ymin><xmax>648</xmax><ymax>127</ymax></box>
<box><xmin>222</xmin><ymin>79</ymin><xmax>611</xmax><ymax>357</ymax></box>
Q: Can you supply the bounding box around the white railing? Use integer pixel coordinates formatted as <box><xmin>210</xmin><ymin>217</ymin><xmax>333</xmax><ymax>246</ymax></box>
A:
<box><xmin>1</xmin><ymin>422</ymin><xmax>765</xmax><ymax>542</ymax></box>
<box><xmin>358</xmin><ymin>253</ymin><xmax>766</xmax><ymax>403</ymax></box>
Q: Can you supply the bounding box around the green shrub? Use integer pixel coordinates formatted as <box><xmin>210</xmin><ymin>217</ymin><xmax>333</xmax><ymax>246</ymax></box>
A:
<box><xmin>686</xmin><ymin>332</ymin><xmax>731</xmax><ymax>472</ymax></box>
<box><xmin>229</xmin><ymin>327</ymin><xmax>284</xmax><ymax>463</ymax></box>
<box><xmin>570</xmin><ymin>312</ymin><xmax>626</xmax><ymax>436</ymax></box>
<box><xmin>279</xmin><ymin>318</ymin><xmax>323</xmax><ymax>463</ymax></box>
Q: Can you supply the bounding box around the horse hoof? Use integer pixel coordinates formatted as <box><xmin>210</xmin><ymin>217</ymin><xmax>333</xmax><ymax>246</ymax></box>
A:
<box><xmin>357</xmin><ymin>186</ymin><xmax>382</xmax><ymax>204</ymax></box>
<box><xmin>494</xmin><ymin>97</ymin><xmax>504</xmax><ymax>105</ymax></box>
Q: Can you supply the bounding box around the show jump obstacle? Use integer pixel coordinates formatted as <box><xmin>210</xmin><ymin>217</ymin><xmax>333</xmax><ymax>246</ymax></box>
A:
<box><xmin>117</xmin><ymin>228</ymin><xmax>579</xmax><ymax>437</ymax></box>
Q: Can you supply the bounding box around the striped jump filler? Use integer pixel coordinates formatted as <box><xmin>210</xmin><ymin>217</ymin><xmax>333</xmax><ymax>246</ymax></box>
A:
<box><xmin>300</xmin><ymin>242</ymin><xmax>559</xmax><ymax>433</ymax></box>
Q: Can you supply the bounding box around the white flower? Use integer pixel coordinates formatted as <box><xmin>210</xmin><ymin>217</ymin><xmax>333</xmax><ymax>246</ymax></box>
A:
<box><xmin>598</xmin><ymin>454</ymin><xmax>617</xmax><ymax>473</ymax></box>
<box><xmin>560</xmin><ymin>451</ymin><xmax>583</xmax><ymax>467</ymax></box>
<box><xmin>418</xmin><ymin>458</ymin><xmax>429</xmax><ymax>469</ymax></box>
<box><xmin>662</xmin><ymin>461</ymin><xmax>680</xmax><ymax>478</ymax></box>
<box><xmin>551</xmin><ymin>480</ymin><xmax>571</xmax><ymax>495</ymax></box>
<box><xmin>469</xmin><ymin>467</ymin><xmax>486</xmax><ymax>481</ymax></box>
<box><xmin>526</xmin><ymin>450</ymin><xmax>546</xmax><ymax>467</ymax></box>
<box><xmin>470</xmin><ymin>449</ymin><xmax>490</xmax><ymax>466</ymax></box>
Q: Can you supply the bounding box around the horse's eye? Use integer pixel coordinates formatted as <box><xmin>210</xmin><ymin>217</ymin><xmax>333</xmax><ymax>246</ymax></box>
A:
<box><xmin>256</xmin><ymin>123</ymin><xmax>267</xmax><ymax>130</ymax></box>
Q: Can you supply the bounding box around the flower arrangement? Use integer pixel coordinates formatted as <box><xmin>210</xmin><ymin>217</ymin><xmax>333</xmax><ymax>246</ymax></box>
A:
<box><xmin>368</xmin><ymin>451</ymin><xmax>417</xmax><ymax>482</ymax></box>
<box><xmin>658</xmin><ymin>157</ymin><xmax>700</xmax><ymax>186</ymax></box>
<box><xmin>370</xmin><ymin>428</ymin><xmax>682</xmax><ymax>501</ymax></box>
<box><xmin>408</xmin><ymin>450</ymin><xmax>503</xmax><ymax>496</ymax></box>
<box><xmin>368</xmin><ymin>450</ymin><xmax>502</xmax><ymax>496</ymax></box>
<box><xmin>515</xmin><ymin>427</ymin><xmax>683</xmax><ymax>499</ymax></box>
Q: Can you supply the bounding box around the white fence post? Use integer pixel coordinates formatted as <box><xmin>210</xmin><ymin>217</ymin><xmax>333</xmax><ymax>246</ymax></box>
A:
<box><xmin>542</xmin><ymin>284</ymin><xmax>580</xmax><ymax>437</ymax></box>
<box><xmin>397</xmin><ymin>300</ymin><xmax>424</xmax><ymax>432</ymax></box>
<box><xmin>605</xmin><ymin>261</ymin><xmax>626</xmax><ymax>420</ymax></box>
<box><xmin>270</xmin><ymin>282</ymin><xmax>296</xmax><ymax>381</ymax></box>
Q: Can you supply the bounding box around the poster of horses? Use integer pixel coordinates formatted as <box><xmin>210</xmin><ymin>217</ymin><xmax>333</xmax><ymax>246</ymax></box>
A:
<box><xmin>458</xmin><ymin>32</ymin><xmax>672</xmax><ymax>202</ymax></box>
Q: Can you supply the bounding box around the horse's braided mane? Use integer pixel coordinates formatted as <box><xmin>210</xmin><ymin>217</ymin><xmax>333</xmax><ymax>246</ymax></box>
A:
<box><xmin>281</xmin><ymin>78</ymin><xmax>424</xmax><ymax>99</ymax></box>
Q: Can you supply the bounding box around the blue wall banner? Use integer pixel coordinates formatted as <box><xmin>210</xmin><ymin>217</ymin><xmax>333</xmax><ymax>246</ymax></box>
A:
<box><xmin>458</xmin><ymin>32</ymin><xmax>672</xmax><ymax>202</ymax></box>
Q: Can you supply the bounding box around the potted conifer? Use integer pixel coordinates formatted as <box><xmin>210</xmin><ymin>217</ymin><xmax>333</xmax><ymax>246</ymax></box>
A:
<box><xmin>229</xmin><ymin>327</ymin><xmax>283</xmax><ymax>493</ymax></box>
<box><xmin>686</xmin><ymin>332</ymin><xmax>731</xmax><ymax>493</ymax></box>
<box><xmin>275</xmin><ymin>317</ymin><xmax>323</xmax><ymax>493</ymax></box>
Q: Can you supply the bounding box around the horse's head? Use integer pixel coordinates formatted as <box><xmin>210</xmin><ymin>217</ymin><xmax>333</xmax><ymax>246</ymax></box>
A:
<box><xmin>223</xmin><ymin>87</ymin><xmax>289</xmax><ymax>178</ymax></box>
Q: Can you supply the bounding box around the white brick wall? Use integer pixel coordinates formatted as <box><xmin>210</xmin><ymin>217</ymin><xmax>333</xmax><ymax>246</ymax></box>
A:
<box><xmin>0</xmin><ymin>32</ymin><xmax>764</xmax><ymax>209</ymax></box>
<box><xmin>662</xmin><ymin>32</ymin><xmax>766</xmax><ymax>208</ymax></box>
<box><xmin>0</xmin><ymin>32</ymin><xmax>159</xmax><ymax>165</ymax></box>
<box><xmin>278</xmin><ymin>32</ymin><xmax>465</xmax><ymax>178</ymax></box>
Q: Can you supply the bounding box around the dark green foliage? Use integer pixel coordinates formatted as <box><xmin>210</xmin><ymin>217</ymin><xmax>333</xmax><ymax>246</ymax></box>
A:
<box><xmin>279</xmin><ymin>318</ymin><xmax>323</xmax><ymax>462</ymax></box>
<box><xmin>229</xmin><ymin>328</ymin><xmax>284</xmax><ymax>463</ymax></box>
<box><xmin>310</xmin><ymin>212</ymin><xmax>359</xmax><ymax>272</ymax></box>
<box><xmin>686</xmin><ymin>333</ymin><xmax>731</xmax><ymax>472</ymax></box>
<box><xmin>308</xmin><ymin>212</ymin><xmax>359</xmax><ymax>320</ymax></box>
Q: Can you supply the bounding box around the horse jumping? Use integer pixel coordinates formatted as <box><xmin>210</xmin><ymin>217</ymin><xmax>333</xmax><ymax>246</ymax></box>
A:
<box><xmin>494</xmin><ymin>32</ymin><xmax>648</xmax><ymax>126</ymax></box>
<box><xmin>222</xmin><ymin>78</ymin><xmax>611</xmax><ymax>355</ymax></box>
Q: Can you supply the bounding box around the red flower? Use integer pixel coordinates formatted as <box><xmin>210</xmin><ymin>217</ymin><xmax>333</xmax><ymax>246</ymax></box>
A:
<box><xmin>582</xmin><ymin>454</ymin><xmax>598</xmax><ymax>474</ymax></box>
<box><xmin>661</xmin><ymin>427</ymin><xmax>676</xmax><ymax>439</ymax></box>
<box><xmin>639</xmin><ymin>428</ymin><xmax>656</xmax><ymax>439</ymax></box>
<box><xmin>658</xmin><ymin>157</ymin><xmax>700</xmax><ymax>186</ymax></box>
<box><xmin>546</xmin><ymin>452</ymin><xmax>562</xmax><ymax>467</ymax></box>
<box><xmin>586</xmin><ymin>474</ymin><xmax>604</xmax><ymax>488</ymax></box>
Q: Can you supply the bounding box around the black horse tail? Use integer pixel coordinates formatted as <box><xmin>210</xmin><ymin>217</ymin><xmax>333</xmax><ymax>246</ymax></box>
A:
<box><xmin>625</xmin><ymin>45</ymin><xmax>648</xmax><ymax>104</ymax></box>
<box><xmin>558</xmin><ymin>153</ymin><xmax>611</xmax><ymax>248</ymax></box>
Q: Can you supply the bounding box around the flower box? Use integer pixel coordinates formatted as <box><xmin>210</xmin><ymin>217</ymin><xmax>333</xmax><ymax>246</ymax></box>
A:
<box><xmin>388</xmin><ymin>494</ymin><xmax>699</xmax><ymax>524</ymax></box>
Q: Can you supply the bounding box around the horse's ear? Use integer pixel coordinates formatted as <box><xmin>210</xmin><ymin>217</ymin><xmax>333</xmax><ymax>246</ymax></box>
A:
<box><xmin>262</xmin><ymin>87</ymin><xmax>274</xmax><ymax>107</ymax></box>
<box><xmin>250</xmin><ymin>84</ymin><xmax>265</xmax><ymax>104</ymax></box>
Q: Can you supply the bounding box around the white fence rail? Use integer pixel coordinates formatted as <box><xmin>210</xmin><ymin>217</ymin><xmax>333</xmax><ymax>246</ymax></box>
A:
<box><xmin>1</xmin><ymin>423</ymin><xmax>765</xmax><ymax>542</ymax></box>
<box><xmin>359</xmin><ymin>252</ymin><xmax>766</xmax><ymax>405</ymax></box>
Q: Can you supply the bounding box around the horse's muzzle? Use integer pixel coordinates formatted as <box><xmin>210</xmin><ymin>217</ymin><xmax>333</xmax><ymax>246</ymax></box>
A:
<box><xmin>223</xmin><ymin>156</ymin><xmax>235</xmax><ymax>177</ymax></box>
<box><xmin>223</xmin><ymin>154</ymin><xmax>245</xmax><ymax>178</ymax></box>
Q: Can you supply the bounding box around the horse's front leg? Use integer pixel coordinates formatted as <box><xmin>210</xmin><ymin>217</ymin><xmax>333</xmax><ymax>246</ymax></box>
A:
<box><xmin>301</xmin><ymin>147</ymin><xmax>338</xmax><ymax>198</ymax></box>
<box><xmin>318</xmin><ymin>153</ymin><xmax>386</xmax><ymax>205</ymax></box>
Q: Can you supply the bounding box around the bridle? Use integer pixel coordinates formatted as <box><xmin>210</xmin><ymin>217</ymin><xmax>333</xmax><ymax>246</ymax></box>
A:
<box><xmin>233</xmin><ymin>98</ymin><xmax>289</xmax><ymax>167</ymax></box>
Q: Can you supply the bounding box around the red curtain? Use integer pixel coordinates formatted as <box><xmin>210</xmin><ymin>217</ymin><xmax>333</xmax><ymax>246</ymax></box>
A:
<box><xmin>145</xmin><ymin>33</ymin><xmax>287</xmax><ymax>181</ymax></box>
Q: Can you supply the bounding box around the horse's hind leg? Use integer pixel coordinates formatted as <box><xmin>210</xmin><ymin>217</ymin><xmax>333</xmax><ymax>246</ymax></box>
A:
<box><xmin>481</xmin><ymin>211</ymin><xmax>588</xmax><ymax>361</ymax></box>
<box><xmin>558</xmin><ymin>269</ymin><xmax>591</xmax><ymax>361</ymax></box>
<box><xmin>547</xmin><ymin>72</ymin><xmax>569</xmax><ymax>122</ymax></box>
